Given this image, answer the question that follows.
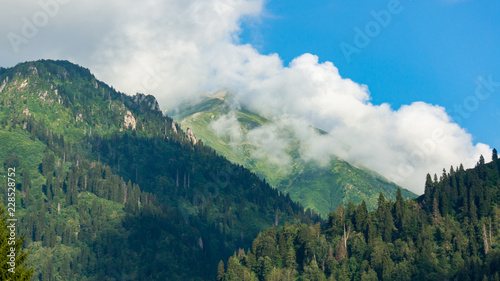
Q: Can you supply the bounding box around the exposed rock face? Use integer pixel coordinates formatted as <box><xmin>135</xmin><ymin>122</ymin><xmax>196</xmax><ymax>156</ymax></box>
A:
<box><xmin>18</xmin><ymin>79</ymin><xmax>28</xmax><ymax>90</ymax></box>
<box><xmin>172</xmin><ymin>122</ymin><xmax>178</xmax><ymax>134</ymax></box>
<box><xmin>58</xmin><ymin>69</ymin><xmax>69</xmax><ymax>79</ymax></box>
<box><xmin>76</xmin><ymin>113</ymin><xmax>83</xmax><ymax>122</ymax></box>
<box><xmin>28</xmin><ymin>65</ymin><xmax>38</xmax><ymax>76</ymax></box>
<box><xmin>124</xmin><ymin>110</ymin><xmax>137</xmax><ymax>130</ymax></box>
<box><xmin>22</xmin><ymin>108</ymin><xmax>31</xmax><ymax>116</ymax></box>
<box><xmin>39</xmin><ymin>91</ymin><xmax>49</xmax><ymax>101</ymax></box>
<box><xmin>186</xmin><ymin>128</ymin><xmax>197</xmax><ymax>145</ymax></box>
<box><xmin>0</xmin><ymin>78</ymin><xmax>7</xmax><ymax>93</ymax></box>
<box><xmin>133</xmin><ymin>93</ymin><xmax>161</xmax><ymax>112</ymax></box>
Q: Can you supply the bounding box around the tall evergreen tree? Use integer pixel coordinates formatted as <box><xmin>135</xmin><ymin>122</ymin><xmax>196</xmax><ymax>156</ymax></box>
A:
<box><xmin>21</xmin><ymin>169</ymin><xmax>31</xmax><ymax>208</ymax></box>
<box><xmin>217</xmin><ymin>260</ymin><xmax>225</xmax><ymax>281</ymax></box>
<box><xmin>394</xmin><ymin>188</ymin><xmax>405</xmax><ymax>231</ymax></box>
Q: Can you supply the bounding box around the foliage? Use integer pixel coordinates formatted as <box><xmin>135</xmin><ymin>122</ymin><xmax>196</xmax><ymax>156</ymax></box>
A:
<box><xmin>221</xmin><ymin>156</ymin><xmax>500</xmax><ymax>280</ymax></box>
<box><xmin>0</xmin><ymin>60</ymin><xmax>320</xmax><ymax>280</ymax></box>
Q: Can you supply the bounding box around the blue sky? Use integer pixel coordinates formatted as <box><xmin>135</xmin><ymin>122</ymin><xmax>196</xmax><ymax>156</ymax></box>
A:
<box><xmin>240</xmin><ymin>0</ymin><xmax>500</xmax><ymax>151</ymax></box>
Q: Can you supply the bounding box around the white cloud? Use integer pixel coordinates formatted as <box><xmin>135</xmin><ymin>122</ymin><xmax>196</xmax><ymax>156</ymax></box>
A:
<box><xmin>0</xmin><ymin>0</ymin><xmax>490</xmax><ymax>194</ymax></box>
<box><xmin>210</xmin><ymin>111</ymin><xmax>244</xmax><ymax>143</ymax></box>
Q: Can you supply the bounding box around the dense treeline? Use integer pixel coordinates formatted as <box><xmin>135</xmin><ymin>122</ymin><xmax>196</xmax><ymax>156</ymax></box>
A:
<box><xmin>0</xmin><ymin>60</ymin><xmax>320</xmax><ymax>280</ymax></box>
<box><xmin>220</xmin><ymin>153</ymin><xmax>500</xmax><ymax>280</ymax></box>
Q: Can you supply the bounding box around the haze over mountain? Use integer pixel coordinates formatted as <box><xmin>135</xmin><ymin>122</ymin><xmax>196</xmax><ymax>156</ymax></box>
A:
<box><xmin>0</xmin><ymin>0</ymin><xmax>491</xmax><ymax>194</ymax></box>
<box><xmin>173</xmin><ymin>92</ymin><xmax>415</xmax><ymax>217</ymax></box>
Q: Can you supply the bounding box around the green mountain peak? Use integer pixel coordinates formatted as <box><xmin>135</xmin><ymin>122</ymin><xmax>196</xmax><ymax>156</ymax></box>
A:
<box><xmin>172</xmin><ymin>94</ymin><xmax>416</xmax><ymax>217</ymax></box>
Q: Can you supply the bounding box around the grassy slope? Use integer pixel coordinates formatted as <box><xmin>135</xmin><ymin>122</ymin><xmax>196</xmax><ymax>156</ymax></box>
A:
<box><xmin>174</xmin><ymin>96</ymin><xmax>415</xmax><ymax>217</ymax></box>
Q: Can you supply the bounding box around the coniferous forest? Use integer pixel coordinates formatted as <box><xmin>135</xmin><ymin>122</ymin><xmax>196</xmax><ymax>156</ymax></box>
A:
<box><xmin>218</xmin><ymin>154</ymin><xmax>500</xmax><ymax>280</ymax></box>
<box><xmin>0</xmin><ymin>60</ymin><xmax>499</xmax><ymax>281</ymax></box>
<box><xmin>0</xmin><ymin>60</ymin><xmax>318</xmax><ymax>280</ymax></box>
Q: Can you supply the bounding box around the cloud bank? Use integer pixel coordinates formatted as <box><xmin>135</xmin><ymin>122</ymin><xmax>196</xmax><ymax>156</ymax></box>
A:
<box><xmin>0</xmin><ymin>0</ymin><xmax>490</xmax><ymax>194</ymax></box>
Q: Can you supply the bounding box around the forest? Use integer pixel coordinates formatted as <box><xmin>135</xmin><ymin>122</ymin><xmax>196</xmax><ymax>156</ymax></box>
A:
<box><xmin>0</xmin><ymin>60</ymin><xmax>319</xmax><ymax>280</ymax></box>
<box><xmin>217</xmin><ymin>153</ymin><xmax>500</xmax><ymax>280</ymax></box>
<box><xmin>0</xmin><ymin>60</ymin><xmax>499</xmax><ymax>281</ymax></box>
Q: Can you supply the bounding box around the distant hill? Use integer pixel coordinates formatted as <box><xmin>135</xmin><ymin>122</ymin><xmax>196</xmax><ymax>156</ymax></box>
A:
<box><xmin>172</xmin><ymin>93</ymin><xmax>415</xmax><ymax>217</ymax></box>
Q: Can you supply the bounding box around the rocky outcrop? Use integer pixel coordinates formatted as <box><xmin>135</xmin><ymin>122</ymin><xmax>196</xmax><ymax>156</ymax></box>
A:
<box><xmin>22</xmin><ymin>108</ymin><xmax>31</xmax><ymax>116</ymax></box>
<box><xmin>18</xmin><ymin>79</ymin><xmax>28</xmax><ymax>91</ymax></box>
<box><xmin>133</xmin><ymin>93</ymin><xmax>161</xmax><ymax>112</ymax></box>
<box><xmin>186</xmin><ymin>128</ymin><xmax>197</xmax><ymax>145</ymax></box>
<box><xmin>28</xmin><ymin>65</ymin><xmax>38</xmax><ymax>76</ymax></box>
<box><xmin>124</xmin><ymin>110</ymin><xmax>137</xmax><ymax>130</ymax></box>
<box><xmin>0</xmin><ymin>77</ymin><xmax>7</xmax><ymax>93</ymax></box>
<box><xmin>39</xmin><ymin>91</ymin><xmax>49</xmax><ymax>101</ymax></box>
<box><xmin>76</xmin><ymin>113</ymin><xmax>84</xmax><ymax>122</ymax></box>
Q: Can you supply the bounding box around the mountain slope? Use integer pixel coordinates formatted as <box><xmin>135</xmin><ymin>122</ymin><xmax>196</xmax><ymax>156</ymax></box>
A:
<box><xmin>172</xmin><ymin>93</ymin><xmax>415</xmax><ymax>217</ymax></box>
<box><xmin>0</xmin><ymin>60</ymin><xmax>319</xmax><ymax>280</ymax></box>
<box><xmin>220</xmin><ymin>156</ymin><xmax>500</xmax><ymax>280</ymax></box>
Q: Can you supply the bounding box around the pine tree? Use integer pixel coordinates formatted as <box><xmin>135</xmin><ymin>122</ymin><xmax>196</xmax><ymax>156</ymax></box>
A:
<box><xmin>479</xmin><ymin>154</ymin><xmax>485</xmax><ymax>166</ymax></box>
<box><xmin>45</xmin><ymin>174</ymin><xmax>53</xmax><ymax>201</ymax></box>
<box><xmin>52</xmin><ymin>177</ymin><xmax>61</xmax><ymax>199</ymax></box>
<box><xmin>217</xmin><ymin>260</ymin><xmax>225</xmax><ymax>281</ymax></box>
<box><xmin>394</xmin><ymin>188</ymin><xmax>405</xmax><ymax>232</ymax></box>
<box><xmin>493</xmin><ymin>148</ymin><xmax>498</xmax><ymax>162</ymax></box>
<box><xmin>355</xmin><ymin>200</ymin><xmax>368</xmax><ymax>234</ymax></box>
<box><xmin>41</xmin><ymin>150</ymin><xmax>55</xmax><ymax>176</ymax></box>
<box><xmin>381</xmin><ymin>206</ymin><xmax>394</xmax><ymax>242</ymax></box>
<box><xmin>41</xmin><ymin>257</ymin><xmax>54</xmax><ymax>281</ymax></box>
<box><xmin>4</xmin><ymin>153</ymin><xmax>20</xmax><ymax>171</ymax></box>
<box><xmin>21</xmin><ymin>169</ymin><xmax>31</xmax><ymax>208</ymax></box>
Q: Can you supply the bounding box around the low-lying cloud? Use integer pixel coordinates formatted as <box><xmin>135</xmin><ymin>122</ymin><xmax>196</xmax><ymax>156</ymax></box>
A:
<box><xmin>0</xmin><ymin>0</ymin><xmax>490</xmax><ymax>194</ymax></box>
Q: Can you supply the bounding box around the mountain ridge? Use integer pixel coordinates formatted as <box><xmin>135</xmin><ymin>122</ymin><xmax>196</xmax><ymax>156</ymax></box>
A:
<box><xmin>172</xmin><ymin>93</ymin><xmax>416</xmax><ymax>217</ymax></box>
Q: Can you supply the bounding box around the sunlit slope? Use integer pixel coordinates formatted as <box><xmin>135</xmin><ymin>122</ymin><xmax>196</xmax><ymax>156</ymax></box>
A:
<box><xmin>173</xmin><ymin>94</ymin><xmax>415</xmax><ymax>217</ymax></box>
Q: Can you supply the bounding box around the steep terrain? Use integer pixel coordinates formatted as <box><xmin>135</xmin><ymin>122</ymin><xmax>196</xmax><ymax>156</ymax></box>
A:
<box><xmin>0</xmin><ymin>60</ymin><xmax>319</xmax><ymax>280</ymax></box>
<box><xmin>219</xmin><ymin>156</ymin><xmax>500</xmax><ymax>280</ymax></box>
<box><xmin>172</xmin><ymin>94</ymin><xmax>415</xmax><ymax>217</ymax></box>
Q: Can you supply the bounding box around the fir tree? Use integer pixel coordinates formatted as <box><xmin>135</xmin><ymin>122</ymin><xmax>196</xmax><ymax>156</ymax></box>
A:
<box><xmin>217</xmin><ymin>260</ymin><xmax>225</xmax><ymax>281</ymax></box>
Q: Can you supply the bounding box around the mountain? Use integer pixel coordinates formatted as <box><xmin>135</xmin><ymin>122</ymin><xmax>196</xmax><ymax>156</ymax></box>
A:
<box><xmin>219</xmin><ymin>155</ymin><xmax>500</xmax><ymax>280</ymax></box>
<box><xmin>0</xmin><ymin>60</ymin><xmax>320</xmax><ymax>280</ymax></box>
<box><xmin>171</xmin><ymin>93</ymin><xmax>415</xmax><ymax>217</ymax></box>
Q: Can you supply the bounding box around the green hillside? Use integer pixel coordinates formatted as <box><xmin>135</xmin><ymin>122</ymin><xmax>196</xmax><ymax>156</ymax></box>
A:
<box><xmin>0</xmin><ymin>60</ymin><xmax>319</xmax><ymax>280</ymax></box>
<box><xmin>172</xmin><ymin>94</ymin><xmax>415</xmax><ymax>217</ymax></box>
